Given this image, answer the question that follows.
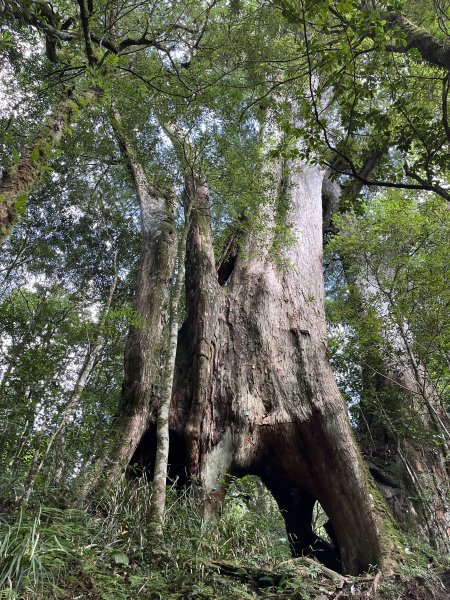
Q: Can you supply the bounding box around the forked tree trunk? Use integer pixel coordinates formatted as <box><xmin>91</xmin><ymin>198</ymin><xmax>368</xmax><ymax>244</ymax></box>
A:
<box><xmin>133</xmin><ymin>159</ymin><xmax>402</xmax><ymax>575</ymax></box>
<box><xmin>110</xmin><ymin>130</ymin><xmax>177</xmax><ymax>479</ymax></box>
<box><xmin>80</xmin><ymin>112</ymin><xmax>178</xmax><ymax>497</ymax></box>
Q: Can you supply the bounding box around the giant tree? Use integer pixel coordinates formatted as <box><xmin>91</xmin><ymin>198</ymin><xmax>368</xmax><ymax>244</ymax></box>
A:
<box><xmin>106</xmin><ymin>114</ymin><xmax>403</xmax><ymax>574</ymax></box>
<box><xmin>4</xmin><ymin>0</ymin><xmax>440</xmax><ymax>576</ymax></box>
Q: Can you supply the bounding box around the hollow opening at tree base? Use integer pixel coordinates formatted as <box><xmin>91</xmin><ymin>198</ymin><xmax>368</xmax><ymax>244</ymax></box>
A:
<box><xmin>129</xmin><ymin>426</ymin><xmax>343</xmax><ymax>572</ymax></box>
<box><xmin>222</xmin><ymin>475</ymin><xmax>342</xmax><ymax>570</ymax></box>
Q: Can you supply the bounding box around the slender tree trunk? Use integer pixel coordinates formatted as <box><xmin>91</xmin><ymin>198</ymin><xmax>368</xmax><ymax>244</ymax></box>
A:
<box><xmin>21</xmin><ymin>259</ymin><xmax>118</xmax><ymax>502</ymax></box>
<box><xmin>52</xmin><ymin>430</ymin><xmax>67</xmax><ymax>485</ymax></box>
<box><xmin>150</xmin><ymin>212</ymin><xmax>190</xmax><ymax>533</ymax></box>
<box><xmin>0</xmin><ymin>88</ymin><xmax>98</xmax><ymax>243</ymax></box>
<box><xmin>21</xmin><ymin>344</ymin><xmax>101</xmax><ymax>503</ymax></box>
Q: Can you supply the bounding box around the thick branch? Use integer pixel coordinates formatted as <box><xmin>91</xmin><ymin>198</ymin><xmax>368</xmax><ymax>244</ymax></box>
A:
<box><xmin>325</xmin><ymin>158</ymin><xmax>450</xmax><ymax>202</ymax></box>
<box><xmin>388</xmin><ymin>12</ymin><xmax>450</xmax><ymax>71</ymax></box>
<box><xmin>77</xmin><ymin>0</ymin><xmax>96</xmax><ymax>66</ymax></box>
<box><xmin>442</xmin><ymin>75</ymin><xmax>450</xmax><ymax>143</ymax></box>
<box><xmin>0</xmin><ymin>87</ymin><xmax>98</xmax><ymax>243</ymax></box>
<box><xmin>0</xmin><ymin>0</ymin><xmax>170</xmax><ymax>57</ymax></box>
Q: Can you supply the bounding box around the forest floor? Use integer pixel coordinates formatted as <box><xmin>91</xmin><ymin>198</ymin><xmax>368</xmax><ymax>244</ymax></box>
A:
<box><xmin>57</xmin><ymin>559</ymin><xmax>450</xmax><ymax>599</ymax></box>
<box><xmin>193</xmin><ymin>560</ymin><xmax>450</xmax><ymax>599</ymax></box>
<box><xmin>1</xmin><ymin>477</ymin><xmax>449</xmax><ymax>599</ymax></box>
<box><xmin>180</xmin><ymin>558</ymin><xmax>450</xmax><ymax>600</ymax></box>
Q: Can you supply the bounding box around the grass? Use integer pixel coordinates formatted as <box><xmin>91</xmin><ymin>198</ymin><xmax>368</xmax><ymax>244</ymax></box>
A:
<box><xmin>0</xmin><ymin>476</ymin><xmax>289</xmax><ymax>599</ymax></box>
<box><xmin>1</xmin><ymin>475</ymin><xmax>448</xmax><ymax>599</ymax></box>
<box><xmin>0</xmin><ymin>506</ymin><xmax>88</xmax><ymax>598</ymax></box>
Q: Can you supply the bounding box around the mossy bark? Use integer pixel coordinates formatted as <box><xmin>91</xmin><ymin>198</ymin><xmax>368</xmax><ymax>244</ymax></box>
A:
<box><xmin>0</xmin><ymin>88</ymin><xmax>97</xmax><ymax>243</ymax></box>
<box><xmin>80</xmin><ymin>111</ymin><xmax>178</xmax><ymax>497</ymax></box>
<box><xmin>387</xmin><ymin>12</ymin><xmax>450</xmax><ymax>71</ymax></box>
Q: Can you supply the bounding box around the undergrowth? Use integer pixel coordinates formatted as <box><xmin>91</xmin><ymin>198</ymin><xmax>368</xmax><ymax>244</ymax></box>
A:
<box><xmin>1</xmin><ymin>475</ymin><xmax>448</xmax><ymax>599</ymax></box>
<box><xmin>0</xmin><ymin>476</ymin><xmax>290</xmax><ymax>599</ymax></box>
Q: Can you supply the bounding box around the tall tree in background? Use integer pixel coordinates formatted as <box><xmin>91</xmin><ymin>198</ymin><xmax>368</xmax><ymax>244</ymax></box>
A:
<box><xmin>325</xmin><ymin>191</ymin><xmax>450</xmax><ymax>552</ymax></box>
<box><xmin>278</xmin><ymin>0</ymin><xmax>450</xmax><ymax>552</ymax></box>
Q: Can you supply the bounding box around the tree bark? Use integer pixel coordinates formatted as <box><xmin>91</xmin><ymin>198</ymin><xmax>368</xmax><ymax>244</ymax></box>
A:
<box><xmin>148</xmin><ymin>123</ymin><xmax>208</xmax><ymax>532</ymax></box>
<box><xmin>110</xmin><ymin>114</ymin><xmax>178</xmax><ymax>474</ymax></box>
<box><xmin>0</xmin><ymin>88</ymin><xmax>97</xmax><ymax>243</ymax></box>
<box><xmin>149</xmin><ymin>213</ymin><xmax>190</xmax><ymax>533</ymax></box>
<box><xmin>133</xmin><ymin>158</ymin><xmax>402</xmax><ymax>575</ymax></box>
<box><xmin>322</xmin><ymin>172</ymin><xmax>450</xmax><ymax>554</ymax></box>
<box><xmin>79</xmin><ymin>110</ymin><xmax>178</xmax><ymax>498</ymax></box>
<box><xmin>387</xmin><ymin>12</ymin><xmax>450</xmax><ymax>71</ymax></box>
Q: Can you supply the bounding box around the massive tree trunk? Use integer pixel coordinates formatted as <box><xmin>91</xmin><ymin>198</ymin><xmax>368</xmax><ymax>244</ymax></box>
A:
<box><xmin>322</xmin><ymin>173</ymin><xmax>450</xmax><ymax>553</ymax></box>
<box><xmin>132</xmin><ymin>158</ymin><xmax>401</xmax><ymax>575</ymax></box>
<box><xmin>0</xmin><ymin>88</ymin><xmax>97</xmax><ymax>243</ymax></box>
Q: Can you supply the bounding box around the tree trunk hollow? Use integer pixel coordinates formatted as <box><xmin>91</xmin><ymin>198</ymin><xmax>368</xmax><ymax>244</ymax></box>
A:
<box><xmin>131</xmin><ymin>162</ymin><xmax>401</xmax><ymax>575</ymax></box>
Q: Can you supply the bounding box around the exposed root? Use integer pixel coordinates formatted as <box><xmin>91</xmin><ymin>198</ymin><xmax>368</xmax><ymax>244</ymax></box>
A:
<box><xmin>205</xmin><ymin>558</ymin><xmax>450</xmax><ymax>599</ymax></box>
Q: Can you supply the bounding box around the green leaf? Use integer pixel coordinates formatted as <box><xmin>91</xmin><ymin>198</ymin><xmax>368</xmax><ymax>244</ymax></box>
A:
<box><xmin>30</xmin><ymin>146</ymin><xmax>40</xmax><ymax>162</ymax></box>
<box><xmin>15</xmin><ymin>194</ymin><xmax>27</xmax><ymax>215</ymax></box>
<box><xmin>111</xmin><ymin>551</ymin><xmax>129</xmax><ymax>566</ymax></box>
